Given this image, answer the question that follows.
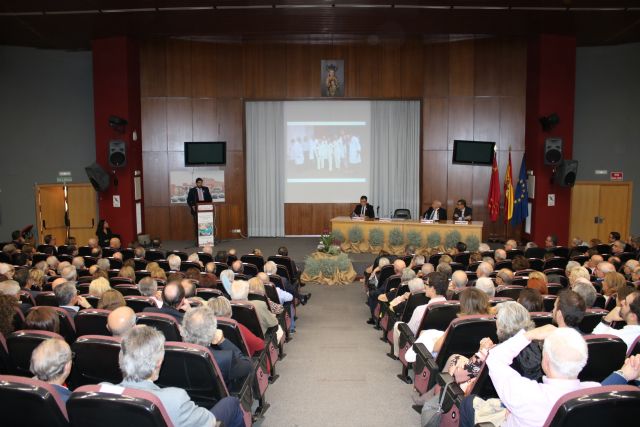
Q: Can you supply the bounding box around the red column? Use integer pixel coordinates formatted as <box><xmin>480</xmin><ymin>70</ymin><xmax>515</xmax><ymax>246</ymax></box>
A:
<box><xmin>525</xmin><ymin>35</ymin><xmax>576</xmax><ymax>246</ymax></box>
<box><xmin>92</xmin><ymin>37</ymin><xmax>142</xmax><ymax>246</ymax></box>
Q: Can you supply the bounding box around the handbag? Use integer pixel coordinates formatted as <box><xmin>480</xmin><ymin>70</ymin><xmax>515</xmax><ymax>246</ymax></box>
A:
<box><xmin>420</xmin><ymin>377</ymin><xmax>455</xmax><ymax>427</ymax></box>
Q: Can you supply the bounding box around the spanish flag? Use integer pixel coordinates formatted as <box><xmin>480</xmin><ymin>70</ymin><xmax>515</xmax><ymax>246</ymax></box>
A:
<box><xmin>487</xmin><ymin>151</ymin><xmax>500</xmax><ymax>222</ymax></box>
<box><xmin>503</xmin><ymin>149</ymin><xmax>514</xmax><ymax>223</ymax></box>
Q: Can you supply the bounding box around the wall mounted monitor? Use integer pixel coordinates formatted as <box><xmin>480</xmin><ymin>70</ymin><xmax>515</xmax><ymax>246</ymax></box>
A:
<box><xmin>452</xmin><ymin>140</ymin><xmax>495</xmax><ymax>166</ymax></box>
<box><xmin>184</xmin><ymin>141</ymin><xmax>226</xmax><ymax>166</ymax></box>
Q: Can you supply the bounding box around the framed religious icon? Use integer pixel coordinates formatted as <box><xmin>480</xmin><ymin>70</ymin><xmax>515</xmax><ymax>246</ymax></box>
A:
<box><xmin>321</xmin><ymin>60</ymin><xmax>344</xmax><ymax>97</ymax></box>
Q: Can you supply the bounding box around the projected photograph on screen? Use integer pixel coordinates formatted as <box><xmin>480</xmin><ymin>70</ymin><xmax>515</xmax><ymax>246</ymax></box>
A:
<box><xmin>284</xmin><ymin>101</ymin><xmax>371</xmax><ymax>203</ymax></box>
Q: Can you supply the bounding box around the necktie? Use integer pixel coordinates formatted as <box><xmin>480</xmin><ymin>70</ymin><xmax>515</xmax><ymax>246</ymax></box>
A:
<box><xmin>430</xmin><ymin>209</ymin><xmax>436</xmax><ymax>220</ymax></box>
<box><xmin>361</xmin><ymin>205</ymin><xmax>365</xmax><ymax>217</ymax></box>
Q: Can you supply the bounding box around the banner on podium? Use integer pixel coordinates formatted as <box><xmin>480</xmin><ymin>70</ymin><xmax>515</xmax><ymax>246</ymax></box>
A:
<box><xmin>197</xmin><ymin>208</ymin><xmax>215</xmax><ymax>246</ymax></box>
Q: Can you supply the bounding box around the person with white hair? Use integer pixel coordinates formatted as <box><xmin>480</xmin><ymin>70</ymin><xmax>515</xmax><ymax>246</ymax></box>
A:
<box><xmin>623</xmin><ymin>259</ymin><xmax>640</xmax><ymax>280</ymax></box>
<box><xmin>475</xmin><ymin>277</ymin><xmax>495</xmax><ymax>298</ymax></box>
<box><xmin>30</xmin><ymin>338</ymin><xmax>73</xmax><ymax>402</ymax></box>
<box><xmin>475</xmin><ymin>261</ymin><xmax>493</xmax><ymax>278</ymax></box>
<box><xmin>46</xmin><ymin>256</ymin><xmax>59</xmax><ymax>275</ymax></box>
<box><xmin>447</xmin><ymin>270</ymin><xmax>468</xmax><ymax>299</ymax></box>
<box><xmin>494</xmin><ymin>249</ymin><xmax>507</xmax><ymax>262</ymax></box>
<box><xmin>96</xmin><ymin>258</ymin><xmax>110</xmax><ymax>272</ymax></box>
<box><xmin>102</xmin><ymin>325</ymin><xmax>244</xmax><ymax>427</ymax></box>
<box><xmin>60</xmin><ymin>265</ymin><xmax>77</xmax><ymax>282</ymax></box>
<box><xmin>595</xmin><ymin>261</ymin><xmax>615</xmax><ymax>280</ymax></box>
<box><xmin>388</xmin><ymin>277</ymin><xmax>425</xmax><ymax>314</ymax></box>
<box><xmin>504</xmin><ymin>239</ymin><xmax>518</xmax><ymax>251</ymax></box>
<box><xmin>231</xmin><ymin>280</ymin><xmax>280</xmax><ymax>340</ymax></box>
<box><xmin>572</xmin><ymin>280</ymin><xmax>598</xmax><ymax>308</ymax></box>
<box><xmin>167</xmin><ymin>254</ymin><xmax>181</xmax><ymax>272</ymax></box>
<box><xmin>419</xmin><ymin>262</ymin><xmax>435</xmax><ymax>278</ymax></box>
<box><xmin>478</xmin><ymin>243</ymin><xmax>491</xmax><ymax>253</ymax></box>
<box><xmin>460</xmin><ymin>325</ymin><xmax>599</xmax><ymax>427</ymax></box>
<box><xmin>0</xmin><ymin>263</ymin><xmax>15</xmax><ymax>279</ymax></box>
<box><xmin>564</xmin><ymin>260</ymin><xmax>580</xmax><ymax>276</ymax></box>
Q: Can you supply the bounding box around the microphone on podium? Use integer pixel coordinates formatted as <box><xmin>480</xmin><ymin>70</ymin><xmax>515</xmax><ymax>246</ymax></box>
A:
<box><xmin>376</xmin><ymin>206</ymin><xmax>380</xmax><ymax>217</ymax></box>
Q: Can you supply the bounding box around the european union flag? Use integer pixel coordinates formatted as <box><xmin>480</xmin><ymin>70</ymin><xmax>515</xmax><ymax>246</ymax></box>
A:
<box><xmin>511</xmin><ymin>155</ymin><xmax>529</xmax><ymax>226</ymax></box>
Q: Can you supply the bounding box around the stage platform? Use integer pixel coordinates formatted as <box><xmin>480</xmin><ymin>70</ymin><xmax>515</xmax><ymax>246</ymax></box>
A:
<box><xmin>160</xmin><ymin>237</ymin><xmax>375</xmax><ymax>277</ymax></box>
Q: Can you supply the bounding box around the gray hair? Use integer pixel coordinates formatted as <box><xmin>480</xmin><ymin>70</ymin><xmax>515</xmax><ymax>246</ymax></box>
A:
<box><xmin>46</xmin><ymin>256</ymin><xmax>59</xmax><ymax>268</ymax></box>
<box><xmin>56</xmin><ymin>261</ymin><xmax>71</xmax><ymax>275</ymax></box>
<box><xmin>412</xmin><ymin>255</ymin><xmax>425</xmax><ymax>266</ymax></box>
<box><xmin>220</xmin><ymin>269</ymin><xmax>235</xmax><ymax>283</ymax></box>
<box><xmin>451</xmin><ymin>270</ymin><xmax>468</xmax><ymax>290</ymax></box>
<box><xmin>572</xmin><ymin>281</ymin><xmax>597</xmax><ymax>308</ymax></box>
<box><xmin>421</xmin><ymin>263</ymin><xmax>434</xmax><ymax>275</ymax></box>
<box><xmin>565</xmin><ymin>260</ymin><xmax>580</xmax><ymax>275</ymax></box>
<box><xmin>54</xmin><ymin>282</ymin><xmax>77</xmax><ymax>306</ymax></box>
<box><xmin>0</xmin><ymin>280</ymin><xmax>20</xmax><ymax>296</ymax></box>
<box><xmin>72</xmin><ymin>256</ymin><xmax>85</xmax><ymax>268</ymax></box>
<box><xmin>230</xmin><ymin>280</ymin><xmax>249</xmax><ymax>300</ymax></box>
<box><xmin>119</xmin><ymin>325</ymin><xmax>165</xmax><ymax>382</ymax></box>
<box><xmin>543</xmin><ymin>328</ymin><xmax>588</xmax><ymax>378</ymax></box>
<box><xmin>436</xmin><ymin>262</ymin><xmax>452</xmax><ymax>278</ymax></box>
<box><xmin>496</xmin><ymin>269</ymin><xmax>514</xmax><ymax>285</ymax></box>
<box><xmin>61</xmin><ymin>265</ymin><xmax>77</xmax><ymax>281</ymax></box>
<box><xmin>408</xmin><ymin>278</ymin><xmax>425</xmax><ymax>294</ymax></box>
<box><xmin>478</xmin><ymin>243</ymin><xmax>491</xmax><ymax>252</ymax></box>
<box><xmin>378</xmin><ymin>257</ymin><xmax>390</xmax><ymax>268</ymax></box>
<box><xmin>494</xmin><ymin>249</ymin><xmax>507</xmax><ymax>261</ymax></box>
<box><xmin>476</xmin><ymin>261</ymin><xmax>493</xmax><ymax>277</ymax></box>
<box><xmin>208</xmin><ymin>296</ymin><xmax>232</xmax><ymax>317</ymax></box>
<box><xmin>181</xmin><ymin>307</ymin><xmax>217</xmax><ymax>347</ymax></box>
<box><xmin>597</xmin><ymin>261</ymin><xmax>615</xmax><ymax>274</ymax></box>
<box><xmin>475</xmin><ymin>277</ymin><xmax>495</xmax><ymax>297</ymax></box>
<box><xmin>167</xmin><ymin>254</ymin><xmax>181</xmax><ymax>271</ymax></box>
<box><xmin>264</xmin><ymin>261</ymin><xmax>277</xmax><ymax>275</ymax></box>
<box><xmin>96</xmin><ymin>258</ymin><xmax>110</xmax><ymax>271</ymax></box>
<box><xmin>30</xmin><ymin>338</ymin><xmax>72</xmax><ymax>382</ymax></box>
<box><xmin>401</xmin><ymin>268</ymin><xmax>416</xmax><ymax>283</ymax></box>
<box><xmin>137</xmin><ymin>277</ymin><xmax>158</xmax><ymax>297</ymax></box>
<box><xmin>496</xmin><ymin>301</ymin><xmax>534</xmax><ymax>342</ymax></box>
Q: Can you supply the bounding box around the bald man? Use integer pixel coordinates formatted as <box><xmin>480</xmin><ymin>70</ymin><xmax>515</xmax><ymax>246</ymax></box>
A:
<box><xmin>447</xmin><ymin>270</ymin><xmax>469</xmax><ymax>299</ymax></box>
<box><xmin>107</xmin><ymin>306</ymin><xmax>136</xmax><ymax>337</ymax></box>
<box><xmin>422</xmin><ymin>200</ymin><xmax>447</xmax><ymax>221</ymax></box>
<box><xmin>142</xmin><ymin>282</ymin><xmax>190</xmax><ymax>323</ymax></box>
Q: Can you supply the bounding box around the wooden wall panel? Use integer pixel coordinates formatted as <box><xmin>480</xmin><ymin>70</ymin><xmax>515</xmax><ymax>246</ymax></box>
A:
<box><xmin>192</xmin><ymin>99</ymin><xmax>218</xmax><ymax>141</ymax></box>
<box><xmin>449</xmin><ymin>40</ymin><xmax>474</xmax><ymax>97</ymax></box>
<box><xmin>142</xmin><ymin>151</ymin><xmax>169</xmax><ymax>207</ymax></box>
<box><xmin>141</xmin><ymin>98</ymin><xmax>167</xmax><ymax>152</ymax></box>
<box><xmin>423</xmin><ymin>98</ymin><xmax>449</xmax><ymax>150</ymax></box>
<box><xmin>167</xmin><ymin>98</ymin><xmax>192</xmax><ymax>151</ymax></box>
<box><xmin>447</xmin><ymin>97</ymin><xmax>474</xmax><ymax>150</ymax></box>
<box><xmin>140</xmin><ymin>39</ymin><xmax>166</xmax><ymax>97</ymax></box>
<box><xmin>140</xmin><ymin>37</ymin><xmax>528</xmax><ymax>240</ymax></box>
<box><xmin>499</xmin><ymin>97</ymin><xmax>526</xmax><ymax>151</ymax></box>
<box><xmin>166</xmin><ymin>39</ymin><xmax>192</xmax><ymax>97</ymax></box>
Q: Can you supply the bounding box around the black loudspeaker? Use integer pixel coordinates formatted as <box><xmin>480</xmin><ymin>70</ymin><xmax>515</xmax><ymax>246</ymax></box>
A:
<box><xmin>553</xmin><ymin>160</ymin><xmax>579</xmax><ymax>187</ymax></box>
<box><xmin>544</xmin><ymin>138</ymin><xmax>563</xmax><ymax>166</ymax></box>
<box><xmin>108</xmin><ymin>139</ymin><xmax>126</xmax><ymax>168</ymax></box>
<box><xmin>85</xmin><ymin>163</ymin><xmax>110</xmax><ymax>192</ymax></box>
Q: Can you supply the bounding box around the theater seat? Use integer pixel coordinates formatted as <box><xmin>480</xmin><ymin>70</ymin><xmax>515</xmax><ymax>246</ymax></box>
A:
<box><xmin>241</xmin><ymin>254</ymin><xmax>264</xmax><ymax>272</ymax></box>
<box><xmin>0</xmin><ymin>375</ymin><xmax>69</xmax><ymax>427</ymax></box>
<box><xmin>68</xmin><ymin>335</ymin><xmax>122</xmax><ymax>389</ymax></box>
<box><xmin>74</xmin><ymin>309</ymin><xmax>111</xmax><ymax>337</ymax></box>
<box><xmin>196</xmin><ymin>288</ymin><xmax>223</xmax><ymax>300</ymax></box>
<box><xmin>114</xmin><ymin>284</ymin><xmax>141</xmax><ymax>296</ymax></box>
<box><xmin>628</xmin><ymin>335</ymin><xmax>640</xmax><ymax>356</ymax></box>
<box><xmin>7</xmin><ymin>330</ymin><xmax>64</xmax><ymax>377</ymax></box>
<box><xmin>157</xmin><ymin>342</ymin><xmax>253</xmax><ymax>427</ymax></box>
<box><xmin>578</xmin><ymin>334</ymin><xmax>627</xmax><ymax>382</ymax></box>
<box><xmin>136</xmin><ymin>312</ymin><xmax>182</xmax><ymax>341</ymax></box>
<box><xmin>124</xmin><ymin>295</ymin><xmax>157</xmax><ymax>312</ymax></box>
<box><xmin>34</xmin><ymin>291</ymin><xmax>58</xmax><ymax>307</ymax></box>
<box><xmin>0</xmin><ymin>332</ymin><xmax>12</xmax><ymax>374</ymax></box>
<box><xmin>412</xmin><ymin>315</ymin><xmax>497</xmax><ymax>394</ymax></box>
<box><xmin>579</xmin><ymin>308</ymin><xmax>608</xmax><ymax>334</ymax></box>
<box><xmin>542</xmin><ymin>385</ymin><xmax>640</xmax><ymax>427</ymax></box>
<box><xmin>496</xmin><ymin>285</ymin><xmax>525</xmax><ymax>299</ymax></box>
<box><xmin>530</xmin><ymin>312</ymin><xmax>554</xmax><ymax>327</ymax></box>
<box><xmin>68</xmin><ymin>384</ymin><xmax>174</xmax><ymax>427</ymax></box>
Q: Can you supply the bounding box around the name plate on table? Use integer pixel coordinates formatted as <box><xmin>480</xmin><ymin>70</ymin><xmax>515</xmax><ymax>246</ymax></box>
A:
<box><xmin>454</xmin><ymin>220</ymin><xmax>469</xmax><ymax>225</ymax></box>
<box><xmin>421</xmin><ymin>219</ymin><xmax>435</xmax><ymax>224</ymax></box>
<box><xmin>352</xmin><ymin>216</ymin><xmax>365</xmax><ymax>221</ymax></box>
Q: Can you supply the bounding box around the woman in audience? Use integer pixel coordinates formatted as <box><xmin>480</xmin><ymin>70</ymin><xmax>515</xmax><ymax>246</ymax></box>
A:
<box><xmin>443</xmin><ymin>301</ymin><xmax>541</xmax><ymax>393</ymax></box>
<box><xmin>517</xmin><ymin>288</ymin><xmax>544</xmax><ymax>312</ymax></box>
<box><xmin>0</xmin><ymin>294</ymin><xmax>18</xmax><ymax>336</ymax></box>
<box><xmin>208</xmin><ymin>296</ymin><xmax>265</xmax><ymax>357</ymax></box>
<box><xmin>569</xmin><ymin>266</ymin><xmax>591</xmax><ymax>287</ymax></box>
<box><xmin>97</xmin><ymin>289</ymin><xmax>126</xmax><ymax>311</ymax></box>
<box><xmin>25</xmin><ymin>306</ymin><xmax>60</xmax><ymax>333</ymax></box>
<box><xmin>187</xmin><ymin>252</ymin><xmax>203</xmax><ymax>268</ymax></box>
<box><xmin>25</xmin><ymin>268</ymin><xmax>45</xmax><ymax>293</ymax></box>
<box><xmin>150</xmin><ymin>267</ymin><xmax>167</xmax><ymax>282</ymax></box>
<box><xmin>406</xmin><ymin>287</ymin><xmax>492</xmax><ymax>360</ymax></box>
<box><xmin>95</xmin><ymin>219</ymin><xmax>115</xmax><ymax>247</ymax></box>
<box><xmin>526</xmin><ymin>271</ymin><xmax>549</xmax><ymax>295</ymax></box>
<box><xmin>118</xmin><ymin>265</ymin><xmax>136</xmax><ymax>281</ymax></box>
<box><xmin>89</xmin><ymin>277</ymin><xmax>112</xmax><ymax>298</ymax></box>
<box><xmin>249</xmin><ymin>277</ymin><xmax>284</xmax><ymax>315</ymax></box>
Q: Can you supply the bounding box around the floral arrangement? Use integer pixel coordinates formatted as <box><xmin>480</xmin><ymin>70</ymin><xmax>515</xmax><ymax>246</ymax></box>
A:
<box><xmin>318</xmin><ymin>229</ymin><xmax>341</xmax><ymax>255</ymax></box>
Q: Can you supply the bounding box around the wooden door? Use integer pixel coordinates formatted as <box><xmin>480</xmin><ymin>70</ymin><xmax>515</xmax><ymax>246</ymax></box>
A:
<box><xmin>67</xmin><ymin>184</ymin><xmax>97</xmax><ymax>245</ymax></box>
<box><xmin>570</xmin><ymin>182</ymin><xmax>632</xmax><ymax>244</ymax></box>
<box><xmin>35</xmin><ymin>185</ymin><xmax>67</xmax><ymax>245</ymax></box>
<box><xmin>598</xmin><ymin>183</ymin><xmax>632</xmax><ymax>242</ymax></box>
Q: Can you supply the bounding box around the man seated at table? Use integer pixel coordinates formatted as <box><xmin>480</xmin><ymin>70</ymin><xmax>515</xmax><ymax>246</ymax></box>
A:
<box><xmin>453</xmin><ymin>199</ymin><xmax>472</xmax><ymax>221</ymax></box>
<box><xmin>422</xmin><ymin>200</ymin><xmax>447</xmax><ymax>221</ymax></box>
<box><xmin>352</xmin><ymin>195</ymin><xmax>375</xmax><ymax>219</ymax></box>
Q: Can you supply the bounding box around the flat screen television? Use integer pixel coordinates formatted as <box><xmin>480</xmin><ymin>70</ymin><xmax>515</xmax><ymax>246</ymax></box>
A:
<box><xmin>184</xmin><ymin>141</ymin><xmax>226</xmax><ymax>166</ymax></box>
<box><xmin>452</xmin><ymin>140</ymin><xmax>495</xmax><ymax>166</ymax></box>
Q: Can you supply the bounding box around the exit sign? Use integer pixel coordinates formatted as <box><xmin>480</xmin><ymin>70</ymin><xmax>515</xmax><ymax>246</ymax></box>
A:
<box><xmin>610</xmin><ymin>171</ymin><xmax>623</xmax><ymax>181</ymax></box>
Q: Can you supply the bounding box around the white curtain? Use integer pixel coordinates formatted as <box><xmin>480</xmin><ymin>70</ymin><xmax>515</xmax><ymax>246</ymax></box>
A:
<box><xmin>370</xmin><ymin>101</ymin><xmax>420</xmax><ymax>219</ymax></box>
<box><xmin>246</xmin><ymin>102</ymin><xmax>285</xmax><ymax>236</ymax></box>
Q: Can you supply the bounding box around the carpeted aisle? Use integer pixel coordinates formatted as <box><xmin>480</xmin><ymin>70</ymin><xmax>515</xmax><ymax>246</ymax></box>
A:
<box><xmin>256</xmin><ymin>281</ymin><xmax>420</xmax><ymax>427</ymax></box>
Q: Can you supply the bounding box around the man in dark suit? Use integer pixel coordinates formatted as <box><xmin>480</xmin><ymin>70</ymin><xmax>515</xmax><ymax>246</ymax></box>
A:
<box><xmin>53</xmin><ymin>282</ymin><xmax>92</xmax><ymax>318</ymax></box>
<box><xmin>143</xmin><ymin>281</ymin><xmax>189</xmax><ymax>323</ymax></box>
<box><xmin>186</xmin><ymin>177</ymin><xmax>213</xmax><ymax>217</ymax></box>
<box><xmin>453</xmin><ymin>199</ymin><xmax>473</xmax><ymax>221</ymax></box>
<box><xmin>353</xmin><ymin>195</ymin><xmax>375</xmax><ymax>218</ymax></box>
<box><xmin>30</xmin><ymin>338</ymin><xmax>73</xmax><ymax>403</ymax></box>
<box><xmin>422</xmin><ymin>200</ymin><xmax>447</xmax><ymax>221</ymax></box>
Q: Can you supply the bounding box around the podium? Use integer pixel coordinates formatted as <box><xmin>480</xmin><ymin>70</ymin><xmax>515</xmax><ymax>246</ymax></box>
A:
<box><xmin>195</xmin><ymin>202</ymin><xmax>215</xmax><ymax>246</ymax></box>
